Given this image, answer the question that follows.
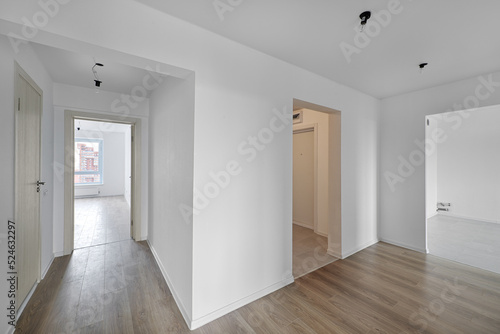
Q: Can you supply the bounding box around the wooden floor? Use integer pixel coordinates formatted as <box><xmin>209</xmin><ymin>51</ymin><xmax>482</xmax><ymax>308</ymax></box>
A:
<box><xmin>428</xmin><ymin>215</ymin><xmax>500</xmax><ymax>274</ymax></box>
<box><xmin>74</xmin><ymin>196</ymin><xmax>131</xmax><ymax>249</ymax></box>
<box><xmin>293</xmin><ymin>224</ymin><xmax>337</xmax><ymax>277</ymax></box>
<box><xmin>15</xmin><ymin>241</ymin><xmax>500</xmax><ymax>333</ymax></box>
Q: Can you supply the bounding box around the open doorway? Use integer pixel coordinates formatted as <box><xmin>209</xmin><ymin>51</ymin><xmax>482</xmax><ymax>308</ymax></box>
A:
<box><xmin>425</xmin><ymin>105</ymin><xmax>500</xmax><ymax>274</ymax></box>
<box><xmin>292</xmin><ymin>99</ymin><xmax>341</xmax><ymax>278</ymax></box>
<box><xmin>63</xmin><ymin>110</ymin><xmax>142</xmax><ymax>255</ymax></box>
<box><xmin>73</xmin><ymin>120</ymin><xmax>132</xmax><ymax>249</ymax></box>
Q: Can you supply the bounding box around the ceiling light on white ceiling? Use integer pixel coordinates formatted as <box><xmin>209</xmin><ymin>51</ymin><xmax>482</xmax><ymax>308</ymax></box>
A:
<box><xmin>419</xmin><ymin>62</ymin><xmax>429</xmax><ymax>74</ymax></box>
<box><xmin>359</xmin><ymin>11</ymin><xmax>371</xmax><ymax>32</ymax></box>
<box><xmin>92</xmin><ymin>62</ymin><xmax>103</xmax><ymax>92</ymax></box>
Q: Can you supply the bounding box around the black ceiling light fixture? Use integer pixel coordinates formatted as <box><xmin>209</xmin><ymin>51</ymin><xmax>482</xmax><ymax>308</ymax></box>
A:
<box><xmin>92</xmin><ymin>62</ymin><xmax>103</xmax><ymax>91</ymax></box>
<box><xmin>419</xmin><ymin>62</ymin><xmax>429</xmax><ymax>74</ymax></box>
<box><xmin>359</xmin><ymin>11</ymin><xmax>371</xmax><ymax>32</ymax></box>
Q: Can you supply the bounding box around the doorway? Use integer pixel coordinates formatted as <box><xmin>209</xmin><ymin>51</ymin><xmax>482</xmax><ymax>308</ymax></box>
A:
<box><xmin>425</xmin><ymin>107</ymin><xmax>500</xmax><ymax>274</ymax></box>
<box><xmin>73</xmin><ymin>120</ymin><xmax>132</xmax><ymax>249</ymax></box>
<box><xmin>292</xmin><ymin>100</ymin><xmax>341</xmax><ymax>278</ymax></box>
<box><xmin>14</xmin><ymin>63</ymin><xmax>42</xmax><ymax>310</ymax></box>
<box><xmin>63</xmin><ymin>111</ymin><xmax>142</xmax><ymax>255</ymax></box>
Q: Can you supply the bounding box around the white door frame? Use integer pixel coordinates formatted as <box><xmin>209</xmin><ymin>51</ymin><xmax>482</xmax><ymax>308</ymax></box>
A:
<box><xmin>293</xmin><ymin>124</ymin><xmax>319</xmax><ymax>233</ymax></box>
<box><xmin>63</xmin><ymin>110</ymin><xmax>142</xmax><ymax>255</ymax></box>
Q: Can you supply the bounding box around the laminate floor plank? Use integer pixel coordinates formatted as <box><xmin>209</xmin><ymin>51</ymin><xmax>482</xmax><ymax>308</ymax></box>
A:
<box><xmin>292</xmin><ymin>224</ymin><xmax>337</xmax><ymax>277</ymax></box>
<box><xmin>74</xmin><ymin>196</ymin><xmax>131</xmax><ymax>249</ymax></box>
<box><xmin>15</xmin><ymin>241</ymin><xmax>500</xmax><ymax>333</ymax></box>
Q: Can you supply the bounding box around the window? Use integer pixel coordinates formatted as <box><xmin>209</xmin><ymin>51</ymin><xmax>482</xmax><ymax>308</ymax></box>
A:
<box><xmin>75</xmin><ymin>139</ymin><xmax>103</xmax><ymax>185</ymax></box>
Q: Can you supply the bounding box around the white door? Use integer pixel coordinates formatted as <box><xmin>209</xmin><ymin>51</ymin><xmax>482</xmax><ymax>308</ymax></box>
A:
<box><xmin>293</xmin><ymin>130</ymin><xmax>314</xmax><ymax>228</ymax></box>
<box><xmin>15</xmin><ymin>65</ymin><xmax>42</xmax><ymax>307</ymax></box>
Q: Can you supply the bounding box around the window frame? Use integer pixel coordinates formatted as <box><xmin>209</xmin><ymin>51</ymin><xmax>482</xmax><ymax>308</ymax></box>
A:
<box><xmin>74</xmin><ymin>138</ymin><xmax>104</xmax><ymax>186</ymax></box>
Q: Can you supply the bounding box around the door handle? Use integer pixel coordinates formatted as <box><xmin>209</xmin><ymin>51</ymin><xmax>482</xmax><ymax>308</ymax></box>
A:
<box><xmin>36</xmin><ymin>180</ymin><xmax>46</xmax><ymax>193</ymax></box>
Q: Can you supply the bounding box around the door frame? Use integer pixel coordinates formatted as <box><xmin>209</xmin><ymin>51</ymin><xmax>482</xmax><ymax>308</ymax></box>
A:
<box><xmin>63</xmin><ymin>110</ymin><xmax>142</xmax><ymax>255</ymax></box>
<box><xmin>293</xmin><ymin>124</ymin><xmax>319</xmax><ymax>233</ymax></box>
<box><xmin>14</xmin><ymin>62</ymin><xmax>43</xmax><ymax>305</ymax></box>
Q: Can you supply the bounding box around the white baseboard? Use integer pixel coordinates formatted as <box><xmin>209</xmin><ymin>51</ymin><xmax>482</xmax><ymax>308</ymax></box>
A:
<box><xmin>426</xmin><ymin>213</ymin><xmax>438</xmax><ymax>220</ymax></box>
<box><xmin>147</xmin><ymin>240</ymin><xmax>294</xmax><ymax>331</ymax></box>
<box><xmin>190</xmin><ymin>275</ymin><xmax>294</xmax><ymax>330</ymax></box>
<box><xmin>41</xmin><ymin>255</ymin><xmax>55</xmax><ymax>280</ymax></box>
<box><xmin>341</xmin><ymin>239</ymin><xmax>379</xmax><ymax>259</ymax></box>
<box><xmin>293</xmin><ymin>221</ymin><xmax>313</xmax><ymax>229</ymax></box>
<box><xmin>54</xmin><ymin>251</ymin><xmax>65</xmax><ymax>257</ymax></box>
<box><xmin>379</xmin><ymin>238</ymin><xmax>427</xmax><ymax>253</ymax></box>
<box><xmin>147</xmin><ymin>241</ymin><xmax>192</xmax><ymax>328</ymax></box>
<box><xmin>437</xmin><ymin>212</ymin><xmax>500</xmax><ymax>225</ymax></box>
<box><xmin>16</xmin><ymin>281</ymin><xmax>38</xmax><ymax>321</ymax></box>
<box><xmin>315</xmin><ymin>230</ymin><xmax>328</xmax><ymax>238</ymax></box>
<box><xmin>327</xmin><ymin>248</ymin><xmax>341</xmax><ymax>258</ymax></box>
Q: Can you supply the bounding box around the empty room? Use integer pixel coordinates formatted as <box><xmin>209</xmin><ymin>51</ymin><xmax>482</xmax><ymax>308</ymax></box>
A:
<box><xmin>1</xmin><ymin>1</ymin><xmax>499</xmax><ymax>333</ymax></box>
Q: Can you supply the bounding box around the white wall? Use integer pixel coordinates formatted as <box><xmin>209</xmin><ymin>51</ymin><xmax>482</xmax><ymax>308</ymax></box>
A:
<box><xmin>293</xmin><ymin>108</ymin><xmax>330</xmax><ymax>236</ymax></box>
<box><xmin>149</xmin><ymin>75</ymin><xmax>195</xmax><ymax>323</ymax></box>
<box><xmin>74</xmin><ymin>130</ymin><xmax>126</xmax><ymax>197</ymax></box>
<box><xmin>0</xmin><ymin>35</ymin><xmax>54</xmax><ymax>331</ymax></box>
<box><xmin>436</xmin><ymin>105</ymin><xmax>500</xmax><ymax>223</ymax></box>
<box><xmin>52</xmin><ymin>83</ymin><xmax>150</xmax><ymax>253</ymax></box>
<box><xmin>380</xmin><ymin>72</ymin><xmax>500</xmax><ymax>252</ymax></box>
<box><xmin>1</xmin><ymin>2</ymin><xmax>380</xmax><ymax>330</ymax></box>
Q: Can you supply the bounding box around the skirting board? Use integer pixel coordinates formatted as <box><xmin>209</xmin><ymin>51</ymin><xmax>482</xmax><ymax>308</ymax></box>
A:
<box><xmin>54</xmin><ymin>251</ymin><xmax>65</xmax><ymax>257</ymax></box>
<box><xmin>437</xmin><ymin>212</ymin><xmax>500</xmax><ymax>225</ymax></box>
<box><xmin>292</xmin><ymin>220</ymin><xmax>314</xmax><ymax>230</ymax></box>
<box><xmin>327</xmin><ymin>248</ymin><xmax>341</xmax><ymax>259</ymax></box>
<box><xmin>190</xmin><ymin>275</ymin><xmax>294</xmax><ymax>330</ymax></box>
<box><xmin>5</xmin><ymin>325</ymin><xmax>14</xmax><ymax>334</ymax></box>
<box><xmin>16</xmin><ymin>281</ymin><xmax>38</xmax><ymax>322</ymax></box>
<box><xmin>426</xmin><ymin>213</ymin><xmax>438</xmax><ymax>220</ymax></box>
<box><xmin>341</xmin><ymin>239</ymin><xmax>379</xmax><ymax>259</ymax></box>
<box><xmin>147</xmin><ymin>241</ymin><xmax>192</xmax><ymax>328</ymax></box>
<box><xmin>379</xmin><ymin>238</ymin><xmax>427</xmax><ymax>254</ymax></box>
<box><xmin>292</xmin><ymin>221</ymin><xmax>327</xmax><ymax>237</ymax></box>
<box><xmin>147</xmin><ymin>241</ymin><xmax>294</xmax><ymax>330</ymax></box>
<box><xmin>41</xmin><ymin>255</ymin><xmax>55</xmax><ymax>280</ymax></box>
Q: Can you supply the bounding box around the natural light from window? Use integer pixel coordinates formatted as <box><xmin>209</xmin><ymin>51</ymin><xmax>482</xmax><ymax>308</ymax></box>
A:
<box><xmin>75</xmin><ymin>139</ymin><xmax>103</xmax><ymax>185</ymax></box>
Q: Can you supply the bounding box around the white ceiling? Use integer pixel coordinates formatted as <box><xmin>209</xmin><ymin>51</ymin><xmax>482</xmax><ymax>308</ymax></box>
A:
<box><xmin>137</xmin><ymin>0</ymin><xmax>500</xmax><ymax>99</ymax></box>
<box><xmin>31</xmin><ymin>43</ymin><xmax>158</xmax><ymax>96</ymax></box>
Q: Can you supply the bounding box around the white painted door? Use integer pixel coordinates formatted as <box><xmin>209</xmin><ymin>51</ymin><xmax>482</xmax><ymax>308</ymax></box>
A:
<box><xmin>15</xmin><ymin>66</ymin><xmax>42</xmax><ymax>307</ymax></box>
<box><xmin>293</xmin><ymin>130</ymin><xmax>314</xmax><ymax>228</ymax></box>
